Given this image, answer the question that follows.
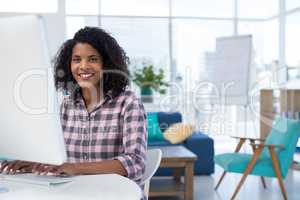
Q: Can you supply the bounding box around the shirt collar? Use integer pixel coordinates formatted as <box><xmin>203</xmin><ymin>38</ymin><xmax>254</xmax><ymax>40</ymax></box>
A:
<box><xmin>73</xmin><ymin>90</ymin><xmax>113</xmax><ymax>107</ymax></box>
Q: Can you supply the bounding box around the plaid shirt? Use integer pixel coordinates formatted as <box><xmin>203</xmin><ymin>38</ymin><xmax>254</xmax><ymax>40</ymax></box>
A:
<box><xmin>60</xmin><ymin>90</ymin><xmax>147</xmax><ymax>183</ymax></box>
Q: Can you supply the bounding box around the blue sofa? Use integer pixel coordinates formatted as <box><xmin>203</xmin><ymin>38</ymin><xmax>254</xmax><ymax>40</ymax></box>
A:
<box><xmin>148</xmin><ymin>112</ymin><xmax>215</xmax><ymax>175</ymax></box>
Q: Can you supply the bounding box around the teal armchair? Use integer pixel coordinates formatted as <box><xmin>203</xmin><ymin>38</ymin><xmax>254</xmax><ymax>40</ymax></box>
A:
<box><xmin>214</xmin><ymin>117</ymin><xmax>300</xmax><ymax>200</ymax></box>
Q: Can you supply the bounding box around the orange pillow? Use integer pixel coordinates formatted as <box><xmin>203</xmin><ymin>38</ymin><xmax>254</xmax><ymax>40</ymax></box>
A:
<box><xmin>163</xmin><ymin>123</ymin><xmax>194</xmax><ymax>144</ymax></box>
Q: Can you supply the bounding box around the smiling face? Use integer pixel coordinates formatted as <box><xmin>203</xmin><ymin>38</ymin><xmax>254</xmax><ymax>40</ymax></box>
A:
<box><xmin>71</xmin><ymin>43</ymin><xmax>103</xmax><ymax>91</ymax></box>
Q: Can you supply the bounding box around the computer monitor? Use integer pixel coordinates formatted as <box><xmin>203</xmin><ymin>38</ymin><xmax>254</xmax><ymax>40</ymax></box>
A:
<box><xmin>0</xmin><ymin>15</ymin><xmax>67</xmax><ymax>165</ymax></box>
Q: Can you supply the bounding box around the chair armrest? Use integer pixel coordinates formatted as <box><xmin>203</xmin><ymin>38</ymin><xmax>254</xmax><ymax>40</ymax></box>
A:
<box><xmin>231</xmin><ymin>136</ymin><xmax>265</xmax><ymax>142</ymax></box>
<box><xmin>230</xmin><ymin>136</ymin><xmax>265</xmax><ymax>153</ymax></box>
<box><xmin>250</xmin><ymin>143</ymin><xmax>285</xmax><ymax>150</ymax></box>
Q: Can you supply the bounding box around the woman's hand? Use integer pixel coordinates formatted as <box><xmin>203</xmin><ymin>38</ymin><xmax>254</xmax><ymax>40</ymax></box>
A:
<box><xmin>32</xmin><ymin>163</ymin><xmax>80</xmax><ymax>176</ymax></box>
<box><xmin>0</xmin><ymin>160</ymin><xmax>36</xmax><ymax>174</ymax></box>
<box><xmin>0</xmin><ymin>161</ymin><xmax>80</xmax><ymax>176</ymax></box>
<box><xmin>56</xmin><ymin>163</ymin><xmax>80</xmax><ymax>176</ymax></box>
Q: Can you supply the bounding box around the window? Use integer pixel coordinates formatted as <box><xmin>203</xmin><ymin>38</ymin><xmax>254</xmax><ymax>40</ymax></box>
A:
<box><xmin>63</xmin><ymin>0</ymin><xmax>288</xmax><ymax>134</ymax></box>
<box><xmin>286</xmin><ymin>12</ymin><xmax>300</xmax><ymax>67</ymax></box>
<box><xmin>172</xmin><ymin>19</ymin><xmax>234</xmax><ymax>129</ymax></box>
<box><xmin>286</xmin><ymin>12</ymin><xmax>300</xmax><ymax>80</ymax></box>
<box><xmin>286</xmin><ymin>0</ymin><xmax>300</xmax><ymax>11</ymax></box>
<box><xmin>65</xmin><ymin>0</ymin><xmax>99</xmax><ymax>15</ymax></box>
<box><xmin>238</xmin><ymin>0</ymin><xmax>278</xmax><ymax>19</ymax></box>
<box><xmin>172</xmin><ymin>0</ymin><xmax>234</xmax><ymax>18</ymax></box>
<box><xmin>65</xmin><ymin>0</ymin><xmax>99</xmax><ymax>39</ymax></box>
<box><xmin>0</xmin><ymin>0</ymin><xmax>57</xmax><ymax>13</ymax></box>
<box><xmin>238</xmin><ymin>20</ymin><xmax>279</xmax><ymax>69</ymax></box>
<box><xmin>66</xmin><ymin>16</ymin><xmax>99</xmax><ymax>39</ymax></box>
<box><xmin>101</xmin><ymin>0</ymin><xmax>169</xmax><ymax>16</ymax></box>
<box><xmin>172</xmin><ymin>19</ymin><xmax>233</xmax><ymax>85</ymax></box>
<box><xmin>101</xmin><ymin>17</ymin><xmax>170</xmax><ymax>74</ymax></box>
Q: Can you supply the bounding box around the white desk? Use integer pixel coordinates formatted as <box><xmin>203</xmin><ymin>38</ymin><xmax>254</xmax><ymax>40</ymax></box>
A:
<box><xmin>0</xmin><ymin>174</ymin><xmax>142</xmax><ymax>200</ymax></box>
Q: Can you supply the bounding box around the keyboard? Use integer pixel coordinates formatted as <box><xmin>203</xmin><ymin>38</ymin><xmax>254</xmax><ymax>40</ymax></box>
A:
<box><xmin>0</xmin><ymin>173</ymin><xmax>73</xmax><ymax>186</ymax></box>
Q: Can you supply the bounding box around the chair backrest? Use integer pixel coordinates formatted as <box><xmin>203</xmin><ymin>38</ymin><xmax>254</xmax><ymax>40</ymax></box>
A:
<box><xmin>141</xmin><ymin>149</ymin><xmax>162</xmax><ymax>199</ymax></box>
<box><xmin>262</xmin><ymin>117</ymin><xmax>300</xmax><ymax>177</ymax></box>
<box><xmin>141</xmin><ymin>149</ymin><xmax>162</xmax><ymax>184</ymax></box>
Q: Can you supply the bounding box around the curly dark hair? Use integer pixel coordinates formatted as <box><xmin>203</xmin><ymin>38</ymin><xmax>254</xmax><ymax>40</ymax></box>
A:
<box><xmin>53</xmin><ymin>27</ymin><xmax>130</xmax><ymax>98</ymax></box>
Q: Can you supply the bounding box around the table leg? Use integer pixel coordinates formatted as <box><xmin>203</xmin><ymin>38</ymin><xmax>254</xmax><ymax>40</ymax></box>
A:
<box><xmin>184</xmin><ymin>162</ymin><xmax>194</xmax><ymax>200</ymax></box>
<box><xmin>173</xmin><ymin>168</ymin><xmax>181</xmax><ymax>182</ymax></box>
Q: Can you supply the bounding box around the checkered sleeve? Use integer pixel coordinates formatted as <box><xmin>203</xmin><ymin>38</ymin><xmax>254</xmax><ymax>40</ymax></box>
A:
<box><xmin>59</xmin><ymin>97</ymin><xmax>68</xmax><ymax>129</ymax></box>
<box><xmin>115</xmin><ymin>96</ymin><xmax>147</xmax><ymax>182</ymax></box>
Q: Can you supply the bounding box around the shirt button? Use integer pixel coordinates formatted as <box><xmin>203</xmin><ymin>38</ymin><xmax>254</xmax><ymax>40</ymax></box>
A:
<box><xmin>83</xmin><ymin>153</ymin><xmax>88</xmax><ymax>160</ymax></box>
<box><xmin>84</xmin><ymin>135</ymin><xmax>88</xmax><ymax>139</ymax></box>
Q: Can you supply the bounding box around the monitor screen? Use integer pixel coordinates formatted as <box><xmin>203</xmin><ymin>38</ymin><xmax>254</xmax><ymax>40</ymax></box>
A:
<box><xmin>0</xmin><ymin>15</ymin><xmax>67</xmax><ymax>165</ymax></box>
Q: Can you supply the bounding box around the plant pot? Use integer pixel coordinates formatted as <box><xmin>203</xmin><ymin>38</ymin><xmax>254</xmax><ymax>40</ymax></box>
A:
<box><xmin>141</xmin><ymin>87</ymin><xmax>153</xmax><ymax>103</ymax></box>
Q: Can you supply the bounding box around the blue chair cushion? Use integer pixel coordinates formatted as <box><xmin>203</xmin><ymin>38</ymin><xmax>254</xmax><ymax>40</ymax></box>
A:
<box><xmin>215</xmin><ymin>153</ymin><xmax>276</xmax><ymax>177</ymax></box>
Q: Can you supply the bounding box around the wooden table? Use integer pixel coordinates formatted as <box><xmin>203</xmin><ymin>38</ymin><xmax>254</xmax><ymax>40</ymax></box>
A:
<box><xmin>149</xmin><ymin>146</ymin><xmax>197</xmax><ymax>200</ymax></box>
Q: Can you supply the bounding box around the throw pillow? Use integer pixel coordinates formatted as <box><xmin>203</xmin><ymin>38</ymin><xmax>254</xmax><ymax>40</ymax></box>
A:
<box><xmin>146</xmin><ymin>113</ymin><xmax>164</xmax><ymax>142</ymax></box>
<box><xmin>163</xmin><ymin>123</ymin><xmax>194</xmax><ymax>144</ymax></box>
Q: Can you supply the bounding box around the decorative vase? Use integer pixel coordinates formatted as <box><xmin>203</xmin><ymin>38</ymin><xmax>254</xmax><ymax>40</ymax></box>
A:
<box><xmin>141</xmin><ymin>87</ymin><xmax>153</xmax><ymax>103</ymax></box>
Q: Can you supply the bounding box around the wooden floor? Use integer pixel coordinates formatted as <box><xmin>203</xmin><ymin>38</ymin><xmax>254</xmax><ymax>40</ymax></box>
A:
<box><xmin>149</xmin><ymin>164</ymin><xmax>300</xmax><ymax>200</ymax></box>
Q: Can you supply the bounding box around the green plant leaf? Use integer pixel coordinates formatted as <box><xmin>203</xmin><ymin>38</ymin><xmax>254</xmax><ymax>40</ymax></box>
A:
<box><xmin>132</xmin><ymin>64</ymin><xmax>169</xmax><ymax>94</ymax></box>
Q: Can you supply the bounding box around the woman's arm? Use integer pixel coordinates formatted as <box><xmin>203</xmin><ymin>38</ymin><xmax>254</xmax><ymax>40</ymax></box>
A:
<box><xmin>113</xmin><ymin>96</ymin><xmax>147</xmax><ymax>181</ymax></box>
<box><xmin>31</xmin><ymin>160</ymin><xmax>127</xmax><ymax>176</ymax></box>
<box><xmin>50</xmin><ymin>160</ymin><xmax>127</xmax><ymax>176</ymax></box>
<box><xmin>72</xmin><ymin>160</ymin><xmax>127</xmax><ymax>175</ymax></box>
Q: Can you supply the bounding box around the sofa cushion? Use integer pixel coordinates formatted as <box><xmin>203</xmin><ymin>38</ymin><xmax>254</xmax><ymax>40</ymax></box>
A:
<box><xmin>146</xmin><ymin>112</ymin><xmax>164</xmax><ymax>142</ymax></box>
<box><xmin>157</xmin><ymin>112</ymin><xmax>182</xmax><ymax>132</ymax></box>
<box><xmin>164</xmin><ymin>123</ymin><xmax>194</xmax><ymax>144</ymax></box>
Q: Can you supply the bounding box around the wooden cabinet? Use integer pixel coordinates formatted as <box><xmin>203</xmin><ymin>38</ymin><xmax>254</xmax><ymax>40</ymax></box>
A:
<box><xmin>260</xmin><ymin>89</ymin><xmax>300</xmax><ymax>139</ymax></box>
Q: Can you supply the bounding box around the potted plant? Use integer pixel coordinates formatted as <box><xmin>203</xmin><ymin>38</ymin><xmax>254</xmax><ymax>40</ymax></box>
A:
<box><xmin>132</xmin><ymin>65</ymin><xmax>169</xmax><ymax>102</ymax></box>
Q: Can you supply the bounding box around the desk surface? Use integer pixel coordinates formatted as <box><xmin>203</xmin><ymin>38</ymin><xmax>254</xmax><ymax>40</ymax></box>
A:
<box><xmin>0</xmin><ymin>174</ymin><xmax>142</xmax><ymax>200</ymax></box>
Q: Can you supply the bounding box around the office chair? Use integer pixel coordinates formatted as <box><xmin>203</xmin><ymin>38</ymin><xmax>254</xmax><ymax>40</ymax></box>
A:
<box><xmin>214</xmin><ymin>117</ymin><xmax>300</xmax><ymax>200</ymax></box>
<box><xmin>141</xmin><ymin>149</ymin><xmax>162</xmax><ymax>199</ymax></box>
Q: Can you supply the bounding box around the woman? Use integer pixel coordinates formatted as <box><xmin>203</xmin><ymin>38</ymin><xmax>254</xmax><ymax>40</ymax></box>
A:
<box><xmin>0</xmin><ymin>27</ymin><xmax>147</xmax><ymax>187</ymax></box>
